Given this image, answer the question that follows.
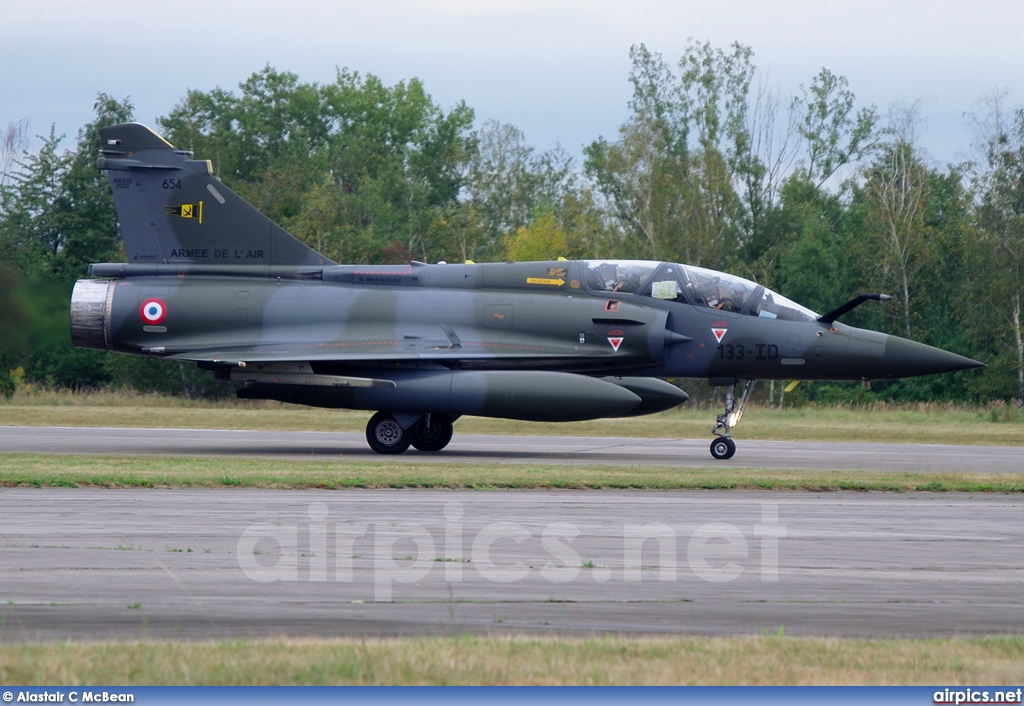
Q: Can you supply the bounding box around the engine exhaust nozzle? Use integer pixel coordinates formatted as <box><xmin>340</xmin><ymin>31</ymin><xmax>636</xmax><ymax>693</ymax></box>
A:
<box><xmin>70</xmin><ymin>279</ymin><xmax>114</xmax><ymax>351</ymax></box>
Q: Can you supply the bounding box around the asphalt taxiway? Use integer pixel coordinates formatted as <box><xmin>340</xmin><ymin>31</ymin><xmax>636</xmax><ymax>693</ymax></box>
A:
<box><xmin>2</xmin><ymin>425</ymin><xmax>1023</xmax><ymax>472</ymax></box>
<box><xmin>2</xmin><ymin>488</ymin><xmax>1023</xmax><ymax>640</ymax></box>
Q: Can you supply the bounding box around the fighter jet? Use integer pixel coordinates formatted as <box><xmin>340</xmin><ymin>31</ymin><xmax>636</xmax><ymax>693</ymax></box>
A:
<box><xmin>71</xmin><ymin>123</ymin><xmax>983</xmax><ymax>459</ymax></box>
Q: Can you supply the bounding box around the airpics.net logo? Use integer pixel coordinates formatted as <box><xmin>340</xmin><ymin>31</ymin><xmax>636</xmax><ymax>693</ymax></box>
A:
<box><xmin>235</xmin><ymin>501</ymin><xmax>786</xmax><ymax>601</ymax></box>
<box><xmin>934</xmin><ymin>689</ymin><xmax>1023</xmax><ymax>705</ymax></box>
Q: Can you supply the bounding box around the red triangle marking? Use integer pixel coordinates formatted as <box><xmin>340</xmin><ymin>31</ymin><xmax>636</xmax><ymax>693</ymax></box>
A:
<box><xmin>608</xmin><ymin>337</ymin><xmax>623</xmax><ymax>352</ymax></box>
<box><xmin>712</xmin><ymin>328</ymin><xmax>727</xmax><ymax>343</ymax></box>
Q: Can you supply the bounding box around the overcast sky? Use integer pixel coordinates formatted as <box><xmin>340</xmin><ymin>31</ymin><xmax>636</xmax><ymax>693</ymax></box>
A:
<box><xmin>3</xmin><ymin>0</ymin><xmax>1022</xmax><ymax>165</ymax></box>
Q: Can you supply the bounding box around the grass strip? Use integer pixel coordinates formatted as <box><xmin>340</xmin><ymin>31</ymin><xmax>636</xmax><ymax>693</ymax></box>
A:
<box><xmin>1</xmin><ymin>635</ymin><xmax>1022</xmax><ymax>685</ymax></box>
<box><xmin>1</xmin><ymin>453</ymin><xmax>1022</xmax><ymax>492</ymax></box>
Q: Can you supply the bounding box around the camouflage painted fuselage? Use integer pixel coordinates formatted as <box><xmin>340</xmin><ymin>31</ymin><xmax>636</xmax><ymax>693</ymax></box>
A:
<box><xmin>70</xmin><ymin>123</ymin><xmax>983</xmax><ymax>452</ymax></box>
<box><xmin>76</xmin><ymin>259</ymin><xmax>969</xmax><ymax>388</ymax></box>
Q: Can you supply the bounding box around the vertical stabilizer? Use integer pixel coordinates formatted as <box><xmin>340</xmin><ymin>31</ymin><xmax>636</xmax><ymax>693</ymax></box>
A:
<box><xmin>97</xmin><ymin>123</ymin><xmax>334</xmax><ymax>269</ymax></box>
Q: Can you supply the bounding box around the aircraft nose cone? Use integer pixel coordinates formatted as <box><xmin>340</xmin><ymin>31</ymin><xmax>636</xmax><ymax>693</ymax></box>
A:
<box><xmin>883</xmin><ymin>336</ymin><xmax>985</xmax><ymax>378</ymax></box>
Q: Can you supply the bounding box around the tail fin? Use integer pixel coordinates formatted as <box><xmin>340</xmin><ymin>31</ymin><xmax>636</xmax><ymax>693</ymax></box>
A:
<box><xmin>97</xmin><ymin>123</ymin><xmax>334</xmax><ymax>268</ymax></box>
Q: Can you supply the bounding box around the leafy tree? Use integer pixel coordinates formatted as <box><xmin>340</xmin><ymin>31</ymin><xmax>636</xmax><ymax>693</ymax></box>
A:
<box><xmin>106</xmin><ymin>356</ymin><xmax>235</xmax><ymax>400</ymax></box>
<box><xmin>970</xmin><ymin>92</ymin><xmax>1024</xmax><ymax>409</ymax></box>
<box><xmin>422</xmin><ymin>202</ymin><xmax>488</xmax><ymax>263</ymax></box>
<box><xmin>791</xmin><ymin>68</ymin><xmax>878</xmax><ymax>188</ymax></box>
<box><xmin>585</xmin><ymin>44</ymin><xmax>699</xmax><ymax>262</ymax></box>
<box><xmin>503</xmin><ymin>211</ymin><xmax>582</xmax><ymax>261</ymax></box>
<box><xmin>159</xmin><ymin>67</ymin><xmax>475</xmax><ymax>265</ymax></box>
<box><xmin>585</xmin><ymin>41</ymin><xmax>881</xmax><ymax>286</ymax></box>
<box><xmin>0</xmin><ymin>96</ymin><xmax>131</xmax><ymax>391</ymax></box>
<box><xmin>0</xmin><ymin>127</ymin><xmax>73</xmax><ymax>279</ymax></box>
<box><xmin>0</xmin><ymin>266</ymin><xmax>29</xmax><ymax>397</ymax></box>
<box><xmin>735</xmin><ymin>80</ymin><xmax>800</xmax><ymax>267</ymax></box>
<box><xmin>60</xmin><ymin>95</ymin><xmax>134</xmax><ymax>275</ymax></box>
<box><xmin>0</xmin><ymin>95</ymin><xmax>132</xmax><ymax>282</ymax></box>
<box><xmin>466</xmin><ymin>120</ymin><xmax>577</xmax><ymax>256</ymax></box>
<box><xmin>740</xmin><ymin>67</ymin><xmax>877</xmax><ymax>304</ymax></box>
<box><xmin>770</xmin><ymin>175</ymin><xmax>849</xmax><ymax>314</ymax></box>
<box><xmin>24</xmin><ymin>343</ymin><xmax>110</xmax><ymax>390</ymax></box>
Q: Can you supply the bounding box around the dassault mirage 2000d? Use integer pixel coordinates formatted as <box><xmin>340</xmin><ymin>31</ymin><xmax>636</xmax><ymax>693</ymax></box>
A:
<box><xmin>71</xmin><ymin>123</ymin><xmax>983</xmax><ymax>459</ymax></box>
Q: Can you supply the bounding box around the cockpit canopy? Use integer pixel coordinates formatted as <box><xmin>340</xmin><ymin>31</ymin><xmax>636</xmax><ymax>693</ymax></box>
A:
<box><xmin>583</xmin><ymin>260</ymin><xmax>818</xmax><ymax>322</ymax></box>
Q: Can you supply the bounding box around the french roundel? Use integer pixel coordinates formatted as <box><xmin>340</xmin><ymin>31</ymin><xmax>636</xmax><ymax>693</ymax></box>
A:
<box><xmin>139</xmin><ymin>298</ymin><xmax>167</xmax><ymax>325</ymax></box>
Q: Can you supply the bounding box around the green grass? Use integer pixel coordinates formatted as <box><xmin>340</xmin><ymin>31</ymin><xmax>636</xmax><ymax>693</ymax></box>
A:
<box><xmin>1</xmin><ymin>635</ymin><xmax>1022</xmax><ymax>685</ymax></box>
<box><xmin>1</xmin><ymin>453</ymin><xmax>1022</xmax><ymax>492</ymax></box>
<box><xmin>2</xmin><ymin>387</ymin><xmax>1022</xmax><ymax>446</ymax></box>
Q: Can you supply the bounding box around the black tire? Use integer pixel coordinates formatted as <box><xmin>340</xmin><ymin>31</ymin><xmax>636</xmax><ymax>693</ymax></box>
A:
<box><xmin>411</xmin><ymin>414</ymin><xmax>454</xmax><ymax>452</ymax></box>
<box><xmin>710</xmin><ymin>437</ymin><xmax>736</xmax><ymax>460</ymax></box>
<box><xmin>366</xmin><ymin>412</ymin><xmax>412</xmax><ymax>454</ymax></box>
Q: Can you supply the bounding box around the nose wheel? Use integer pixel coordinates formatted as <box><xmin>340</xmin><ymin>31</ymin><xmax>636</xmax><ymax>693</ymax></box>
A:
<box><xmin>710</xmin><ymin>379</ymin><xmax>755</xmax><ymax>460</ymax></box>
<box><xmin>710</xmin><ymin>437</ymin><xmax>736</xmax><ymax>460</ymax></box>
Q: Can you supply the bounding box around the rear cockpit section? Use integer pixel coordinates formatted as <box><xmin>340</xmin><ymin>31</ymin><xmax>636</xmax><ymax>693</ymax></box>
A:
<box><xmin>581</xmin><ymin>260</ymin><xmax>818</xmax><ymax>322</ymax></box>
<box><xmin>582</xmin><ymin>260</ymin><xmax>661</xmax><ymax>294</ymax></box>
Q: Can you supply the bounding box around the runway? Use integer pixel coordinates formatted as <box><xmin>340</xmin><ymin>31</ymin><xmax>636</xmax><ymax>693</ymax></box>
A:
<box><xmin>2</xmin><ymin>425</ymin><xmax>1023</xmax><ymax>472</ymax></box>
<box><xmin>3</xmin><ymin>428</ymin><xmax>1022</xmax><ymax>640</ymax></box>
<box><xmin>2</xmin><ymin>488</ymin><xmax>1023</xmax><ymax>640</ymax></box>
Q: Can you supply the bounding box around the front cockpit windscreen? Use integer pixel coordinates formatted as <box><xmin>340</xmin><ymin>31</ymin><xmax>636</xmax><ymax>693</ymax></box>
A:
<box><xmin>582</xmin><ymin>260</ymin><xmax>818</xmax><ymax>322</ymax></box>
<box><xmin>678</xmin><ymin>264</ymin><xmax>818</xmax><ymax>321</ymax></box>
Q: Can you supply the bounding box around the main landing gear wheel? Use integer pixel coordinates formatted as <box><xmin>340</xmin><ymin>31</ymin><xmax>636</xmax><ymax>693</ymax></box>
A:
<box><xmin>411</xmin><ymin>414</ymin><xmax>454</xmax><ymax>452</ymax></box>
<box><xmin>710</xmin><ymin>437</ymin><xmax>736</xmax><ymax>460</ymax></box>
<box><xmin>366</xmin><ymin>412</ymin><xmax>412</xmax><ymax>454</ymax></box>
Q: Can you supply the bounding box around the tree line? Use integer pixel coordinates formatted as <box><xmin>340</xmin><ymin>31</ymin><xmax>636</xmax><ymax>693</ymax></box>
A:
<box><xmin>1</xmin><ymin>41</ymin><xmax>1022</xmax><ymax>408</ymax></box>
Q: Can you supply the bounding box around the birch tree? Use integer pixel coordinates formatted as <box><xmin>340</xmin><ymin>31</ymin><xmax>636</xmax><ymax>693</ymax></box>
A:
<box><xmin>1</xmin><ymin>119</ymin><xmax>29</xmax><ymax>193</ymax></box>
<box><xmin>970</xmin><ymin>92</ymin><xmax>1024</xmax><ymax>409</ymax></box>
<box><xmin>861</xmin><ymin>103</ymin><xmax>931</xmax><ymax>338</ymax></box>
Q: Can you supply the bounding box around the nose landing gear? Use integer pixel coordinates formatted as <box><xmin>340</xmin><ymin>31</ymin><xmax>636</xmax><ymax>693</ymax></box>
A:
<box><xmin>710</xmin><ymin>379</ymin><xmax>755</xmax><ymax>460</ymax></box>
<box><xmin>710</xmin><ymin>436</ymin><xmax>736</xmax><ymax>460</ymax></box>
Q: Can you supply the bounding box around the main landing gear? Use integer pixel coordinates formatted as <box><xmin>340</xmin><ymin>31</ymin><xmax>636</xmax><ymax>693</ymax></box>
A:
<box><xmin>365</xmin><ymin>412</ymin><xmax>454</xmax><ymax>454</ymax></box>
<box><xmin>710</xmin><ymin>379</ymin><xmax>755</xmax><ymax>460</ymax></box>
